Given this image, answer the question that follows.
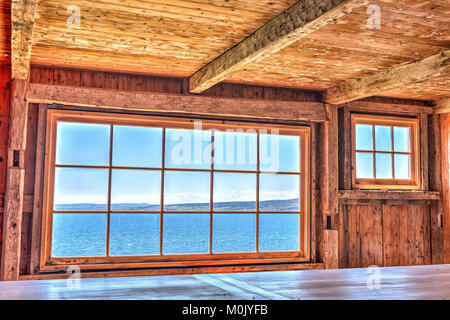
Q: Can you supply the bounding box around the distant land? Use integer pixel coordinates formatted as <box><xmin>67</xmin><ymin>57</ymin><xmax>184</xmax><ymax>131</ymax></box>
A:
<box><xmin>54</xmin><ymin>198</ymin><xmax>300</xmax><ymax>212</ymax></box>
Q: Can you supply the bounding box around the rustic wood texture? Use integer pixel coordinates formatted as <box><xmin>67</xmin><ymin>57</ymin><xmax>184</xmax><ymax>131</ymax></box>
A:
<box><xmin>325</xmin><ymin>50</ymin><xmax>450</xmax><ymax>104</ymax></box>
<box><xmin>339</xmin><ymin>190</ymin><xmax>440</xmax><ymax>200</ymax></box>
<box><xmin>29</xmin><ymin>66</ymin><xmax>323</xmax><ymax>101</ymax></box>
<box><xmin>11</xmin><ymin>0</ymin><xmax>38</xmax><ymax>79</ymax></box>
<box><xmin>442</xmin><ymin>114</ymin><xmax>450</xmax><ymax>263</ymax></box>
<box><xmin>429</xmin><ymin>114</ymin><xmax>444</xmax><ymax>264</ymax></box>
<box><xmin>189</xmin><ymin>0</ymin><xmax>371</xmax><ymax>92</ymax></box>
<box><xmin>0</xmin><ymin>167</ymin><xmax>25</xmax><ymax>280</ymax></box>
<box><xmin>26</xmin><ymin>83</ymin><xmax>327</xmax><ymax>121</ymax></box>
<box><xmin>339</xmin><ymin>203</ymin><xmax>431</xmax><ymax>268</ymax></box>
<box><xmin>435</xmin><ymin>98</ymin><xmax>450</xmax><ymax>114</ymax></box>
<box><xmin>322</xmin><ymin>229</ymin><xmax>338</xmax><ymax>269</ymax></box>
<box><xmin>20</xmin><ymin>0</ymin><xmax>448</xmax><ymax>101</ymax></box>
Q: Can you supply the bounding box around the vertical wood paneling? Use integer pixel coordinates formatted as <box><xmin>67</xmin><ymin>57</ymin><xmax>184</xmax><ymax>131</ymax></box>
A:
<box><xmin>442</xmin><ymin>114</ymin><xmax>450</xmax><ymax>263</ymax></box>
<box><xmin>29</xmin><ymin>66</ymin><xmax>322</xmax><ymax>102</ymax></box>
<box><xmin>342</xmin><ymin>203</ymin><xmax>432</xmax><ymax>268</ymax></box>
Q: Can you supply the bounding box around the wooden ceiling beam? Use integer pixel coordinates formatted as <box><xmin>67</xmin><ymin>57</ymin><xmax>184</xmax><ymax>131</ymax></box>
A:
<box><xmin>325</xmin><ymin>50</ymin><xmax>450</xmax><ymax>105</ymax></box>
<box><xmin>434</xmin><ymin>98</ymin><xmax>450</xmax><ymax>114</ymax></box>
<box><xmin>188</xmin><ymin>0</ymin><xmax>371</xmax><ymax>93</ymax></box>
<box><xmin>11</xmin><ymin>0</ymin><xmax>39</xmax><ymax>79</ymax></box>
<box><xmin>26</xmin><ymin>83</ymin><xmax>327</xmax><ymax>122</ymax></box>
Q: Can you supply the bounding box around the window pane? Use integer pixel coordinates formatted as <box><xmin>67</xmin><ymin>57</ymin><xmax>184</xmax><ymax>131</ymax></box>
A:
<box><xmin>163</xmin><ymin>214</ymin><xmax>209</xmax><ymax>254</ymax></box>
<box><xmin>56</xmin><ymin>122</ymin><xmax>110</xmax><ymax>166</ymax></box>
<box><xmin>213</xmin><ymin>214</ymin><xmax>255</xmax><ymax>253</ymax></box>
<box><xmin>213</xmin><ymin>173</ymin><xmax>256</xmax><ymax>211</ymax></box>
<box><xmin>52</xmin><ymin>214</ymin><xmax>107</xmax><ymax>257</ymax></box>
<box><xmin>356</xmin><ymin>152</ymin><xmax>374</xmax><ymax>179</ymax></box>
<box><xmin>259</xmin><ymin>174</ymin><xmax>299</xmax><ymax>211</ymax></box>
<box><xmin>375</xmin><ymin>126</ymin><xmax>391</xmax><ymax>152</ymax></box>
<box><xmin>111</xmin><ymin>170</ymin><xmax>161</xmax><ymax>211</ymax></box>
<box><xmin>113</xmin><ymin>125</ymin><xmax>162</xmax><ymax>167</ymax></box>
<box><xmin>54</xmin><ymin>168</ymin><xmax>109</xmax><ymax>211</ymax></box>
<box><xmin>394</xmin><ymin>127</ymin><xmax>411</xmax><ymax>152</ymax></box>
<box><xmin>165</xmin><ymin>128</ymin><xmax>211</xmax><ymax>169</ymax></box>
<box><xmin>260</xmin><ymin>134</ymin><xmax>300</xmax><ymax>172</ymax></box>
<box><xmin>395</xmin><ymin>154</ymin><xmax>411</xmax><ymax>179</ymax></box>
<box><xmin>109</xmin><ymin>214</ymin><xmax>159</xmax><ymax>256</ymax></box>
<box><xmin>213</xmin><ymin>130</ymin><xmax>257</xmax><ymax>171</ymax></box>
<box><xmin>376</xmin><ymin>153</ymin><xmax>393</xmax><ymax>179</ymax></box>
<box><xmin>355</xmin><ymin>124</ymin><xmax>373</xmax><ymax>151</ymax></box>
<box><xmin>164</xmin><ymin>171</ymin><xmax>210</xmax><ymax>211</ymax></box>
<box><xmin>259</xmin><ymin>214</ymin><xmax>299</xmax><ymax>252</ymax></box>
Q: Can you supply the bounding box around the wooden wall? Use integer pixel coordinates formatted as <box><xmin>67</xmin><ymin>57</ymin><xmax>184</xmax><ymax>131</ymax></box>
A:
<box><xmin>442</xmin><ymin>114</ymin><xmax>450</xmax><ymax>263</ymax></box>
<box><xmin>339</xmin><ymin>203</ymin><xmax>433</xmax><ymax>268</ymax></box>
<box><xmin>2</xmin><ymin>65</ymin><xmax>446</xmax><ymax>277</ymax></box>
<box><xmin>29</xmin><ymin>66</ymin><xmax>322</xmax><ymax>102</ymax></box>
<box><xmin>0</xmin><ymin>65</ymin><xmax>11</xmax><ymax>264</ymax></box>
<box><xmin>337</xmin><ymin>103</ymin><xmax>444</xmax><ymax>268</ymax></box>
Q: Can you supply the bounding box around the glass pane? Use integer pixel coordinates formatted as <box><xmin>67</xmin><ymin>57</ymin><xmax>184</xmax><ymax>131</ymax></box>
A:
<box><xmin>394</xmin><ymin>127</ymin><xmax>411</xmax><ymax>152</ymax></box>
<box><xmin>356</xmin><ymin>152</ymin><xmax>374</xmax><ymax>179</ymax></box>
<box><xmin>260</xmin><ymin>134</ymin><xmax>300</xmax><ymax>172</ymax></box>
<box><xmin>164</xmin><ymin>171</ymin><xmax>210</xmax><ymax>211</ymax></box>
<box><xmin>109</xmin><ymin>214</ymin><xmax>159</xmax><ymax>256</ymax></box>
<box><xmin>376</xmin><ymin>153</ymin><xmax>393</xmax><ymax>179</ymax></box>
<box><xmin>163</xmin><ymin>214</ymin><xmax>209</xmax><ymax>254</ymax></box>
<box><xmin>52</xmin><ymin>214</ymin><xmax>107</xmax><ymax>257</ymax></box>
<box><xmin>259</xmin><ymin>174</ymin><xmax>300</xmax><ymax>211</ymax></box>
<box><xmin>259</xmin><ymin>214</ymin><xmax>299</xmax><ymax>252</ymax></box>
<box><xmin>213</xmin><ymin>130</ymin><xmax>257</xmax><ymax>171</ymax></box>
<box><xmin>111</xmin><ymin>170</ymin><xmax>161</xmax><ymax>211</ymax></box>
<box><xmin>394</xmin><ymin>154</ymin><xmax>411</xmax><ymax>179</ymax></box>
<box><xmin>213</xmin><ymin>214</ymin><xmax>255</xmax><ymax>253</ymax></box>
<box><xmin>56</xmin><ymin>122</ymin><xmax>110</xmax><ymax>166</ymax></box>
<box><xmin>54</xmin><ymin>168</ymin><xmax>109</xmax><ymax>211</ymax></box>
<box><xmin>375</xmin><ymin>126</ymin><xmax>391</xmax><ymax>152</ymax></box>
<box><xmin>355</xmin><ymin>124</ymin><xmax>373</xmax><ymax>151</ymax></box>
<box><xmin>213</xmin><ymin>173</ymin><xmax>256</xmax><ymax>211</ymax></box>
<box><xmin>165</xmin><ymin>128</ymin><xmax>212</xmax><ymax>169</ymax></box>
<box><xmin>113</xmin><ymin>125</ymin><xmax>162</xmax><ymax>167</ymax></box>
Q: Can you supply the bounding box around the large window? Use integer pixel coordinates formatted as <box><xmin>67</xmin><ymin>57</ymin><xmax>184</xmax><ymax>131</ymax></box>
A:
<box><xmin>41</xmin><ymin>110</ymin><xmax>310</xmax><ymax>270</ymax></box>
<box><xmin>351</xmin><ymin>114</ymin><xmax>420</xmax><ymax>189</ymax></box>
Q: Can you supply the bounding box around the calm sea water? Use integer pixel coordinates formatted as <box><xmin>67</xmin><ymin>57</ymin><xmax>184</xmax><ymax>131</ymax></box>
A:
<box><xmin>51</xmin><ymin>200</ymin><xmax>301</xmax><ymax>257</ymax></box>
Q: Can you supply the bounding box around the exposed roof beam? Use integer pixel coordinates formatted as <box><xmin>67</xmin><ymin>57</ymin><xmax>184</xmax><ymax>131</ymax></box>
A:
<box><xmin>325</xmin><ymin>50</ymin><xmax>450</xmax><ymax>105</ymax></box>
<box><xmin>189</xmin><ymin>0</ymin><xmax>371</xmax><ymax>93</ymax></box>
<box><xmin>434</xmin><ymin>98</ymin><xmax>450</xmax><ymax>114</ymax></box>
<box><xmin>26</xmin><ymin>83</ymin><xmax>327</xmax><ymax>122</ymax></box>
<box><xmin>11</xmin><ymin>0</ymin><xmax>39</xmax><ymax>79</ymax></box>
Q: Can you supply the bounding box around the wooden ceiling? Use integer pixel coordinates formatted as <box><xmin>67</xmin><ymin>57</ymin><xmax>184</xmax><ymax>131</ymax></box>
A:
<box><xmin>4</xmin><ymin>0</ymin><xmax>450</xmax><ymax>101</ymax></box>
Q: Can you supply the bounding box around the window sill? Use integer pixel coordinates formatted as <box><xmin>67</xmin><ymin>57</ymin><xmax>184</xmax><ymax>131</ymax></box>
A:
<box><xmin>339</xmin><ymin>190</ymin><xmax>440</xmax><ymax>201</ymax></box>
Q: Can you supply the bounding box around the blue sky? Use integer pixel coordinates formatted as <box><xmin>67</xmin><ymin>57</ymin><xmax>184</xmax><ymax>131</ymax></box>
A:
<box><xmin>54</xmin><ymin>122</ymin><xmax>301</xmax><ymax>207</ymax></box>
<box><xmin>355</xmin><ymin>124</ymin><xmax>411</xmax><ymax>179</ymax></box>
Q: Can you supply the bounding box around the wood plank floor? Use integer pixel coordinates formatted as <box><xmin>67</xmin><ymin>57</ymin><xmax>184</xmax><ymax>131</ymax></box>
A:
<box><xmin>3</xmin><ymin>264</ymin><xmax>450</xmax><ymax>299</ymax></box>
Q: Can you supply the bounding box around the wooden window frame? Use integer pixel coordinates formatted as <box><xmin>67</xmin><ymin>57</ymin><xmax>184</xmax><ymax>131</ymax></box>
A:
<box><xmin>351</xmin><ymin>114</ymin><xmax>420</xmax><ymax>190</ymax></box>
<box><xmin>40</xmin><ymin>109</ymin><xmax>311</xmax><ymax>271</ymax></box>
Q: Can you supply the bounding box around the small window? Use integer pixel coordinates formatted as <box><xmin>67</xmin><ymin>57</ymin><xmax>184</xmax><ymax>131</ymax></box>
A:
<box><xmin>351</xmin><ymin>114</ymin><xmax>420</xmax><ymax>189</ymax></box>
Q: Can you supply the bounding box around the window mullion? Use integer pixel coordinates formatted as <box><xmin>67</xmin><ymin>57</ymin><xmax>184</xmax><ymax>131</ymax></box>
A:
<box><xmin>106</xmin><ymin>124</ymin><xmax>114</xmax><ymax>257</ymax></box>
<box><xmin>160</xmin><ymin>128</ymin><xmax>166</xmax><ymax>256</ymax></box>
<box><xmin>210</xmin><ymin>133</ymin><xmax>214</xmax><ymax>255</ymax></box>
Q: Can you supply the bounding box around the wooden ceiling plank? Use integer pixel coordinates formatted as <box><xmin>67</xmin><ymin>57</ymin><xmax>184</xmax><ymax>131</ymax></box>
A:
<box><xmin>325</xmin><ymin>50</ymin><xmax>450</xmax><ymax>104</ymax></box>
<box><xmin>188</xmin><ymin>0</ymin><xmax>371</xmax><ymax>93</ymax></box>
<box><xmin>11</xmin><ymin>0</ymin><xmax>39</xmax><ymax>79</ymax></box>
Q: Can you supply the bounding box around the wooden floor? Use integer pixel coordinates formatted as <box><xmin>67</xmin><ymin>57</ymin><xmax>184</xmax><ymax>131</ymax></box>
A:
<box><xmin>3</xmin><ymin>264</ymin><xmax>450</xmax><ymax>300</ymax></box>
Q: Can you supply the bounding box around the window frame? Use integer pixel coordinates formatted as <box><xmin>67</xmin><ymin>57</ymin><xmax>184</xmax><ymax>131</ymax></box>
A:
<box><xmin>351</xmin><ymin>113</ymin><xmax>420</xmax><ymax>190</ymax></box>
<box><xmin>40</xmin><ymin>109</ymin><xmax>311</xmax><ymax>271</ymax></box>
